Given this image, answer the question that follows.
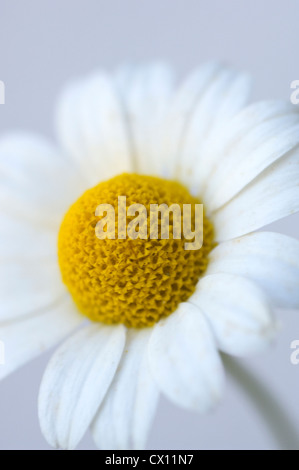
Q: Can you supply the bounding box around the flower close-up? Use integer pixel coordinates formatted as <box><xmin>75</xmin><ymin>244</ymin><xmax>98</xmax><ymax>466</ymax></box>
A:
<box><xmin>1</xmin><ymin>60</ymin><xmax>299</xmax><ymax>450</ymax></box>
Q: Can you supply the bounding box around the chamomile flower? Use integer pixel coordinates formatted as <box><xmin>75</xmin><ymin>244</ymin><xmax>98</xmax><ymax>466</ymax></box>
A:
<box><xmin>1</xmin><ymin>62</ymin><xmax>299</xmax><ymax>450</ymax></box>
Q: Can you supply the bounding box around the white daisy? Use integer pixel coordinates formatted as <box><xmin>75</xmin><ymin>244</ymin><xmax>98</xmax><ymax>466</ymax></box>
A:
<box><xmin>1</xmin><ymin>62</ymin><xmax>299</xmax><ymax>450</ymax></box>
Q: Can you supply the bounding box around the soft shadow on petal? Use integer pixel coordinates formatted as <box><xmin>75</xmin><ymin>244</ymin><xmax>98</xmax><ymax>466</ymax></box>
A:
<box><xmin>0</xmin><ymin>260</ymin><xmax>66</xmax><ymax>322</ymax></box>
<box><xmin>203</xmin><ymin>103</ymin><xmax>299</xmax><ymax>211</ymax></box>
<box><xmin>55</xmin><ymin>71</ymin><xmax>133</xmax><ymax>185</ymax></box>
<box><xmin>0</xmin><ymin>133</ymin><xmax>86</xmax><ymax>229</ymax></box>
<box><xmin>0</xmin><ymin>295</ymin><xmax>83</xmax><ymax>381</ymax></box>
<box><xmin>189</xmin><ymin>273</ymin><xmax>276</xmax><ymax>356</ymax></box>
<box><xmin>206</xmin><ymin>231</ymin><xmax>299</xmax><ymax>309</ymax></box>
<box><xmin>0</xmin><ymin>212</ymin><xmax>57</xmax><ymax>260</ymax></box>
<box><xmin>213</xmin><ymin>146</ymin><xmax>299</xmax><ymax>241</ymax></box>
<box><xmin>148</xmin><ymin>302</ymin><xmax>224</xmax><ymax>412</ymax></box>
<box><xmin>114</xmin><ymin>62</ymin><xmax>175</xmax><ymax>176</ymax></box>
<box><xmin>161</xmin><ymin>63</ymin><xmax>250</xmax><ymax>190</ymax></box>
<box><xmin>38</xmin><ymin>323</ymin><xmax>126</xmax><ymax>450</ymax></box>
<box><xmin>91</xmin><ymin>328</ymin><xmax>159</xmax><ymax>450</ymax></box>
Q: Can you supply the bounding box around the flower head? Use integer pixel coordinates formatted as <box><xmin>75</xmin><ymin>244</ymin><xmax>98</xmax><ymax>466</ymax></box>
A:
<box><xmin>1</xmin><ymin>62</ymin><xmax>299</xmax><ymax>450</ymax></box>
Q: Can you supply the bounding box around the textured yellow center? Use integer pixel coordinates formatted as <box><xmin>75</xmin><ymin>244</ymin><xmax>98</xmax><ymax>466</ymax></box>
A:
<box><xmin>58</xmin><ymin>173</ymin><xmax>214</xmax><ymax>328</ymax></box>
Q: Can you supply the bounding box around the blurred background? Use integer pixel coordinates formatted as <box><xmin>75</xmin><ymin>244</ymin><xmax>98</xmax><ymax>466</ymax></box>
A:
<box><xmin>0</xmin><ymin>0</ymin><xmax>298</xmax><ymax>450</ymax></box>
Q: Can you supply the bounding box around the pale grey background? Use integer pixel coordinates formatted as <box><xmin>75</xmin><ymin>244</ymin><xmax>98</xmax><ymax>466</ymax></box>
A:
<box><xmin>0</xmin><ymin>0</ymin><xmax>298</xmax><ymax>450</ymax></box>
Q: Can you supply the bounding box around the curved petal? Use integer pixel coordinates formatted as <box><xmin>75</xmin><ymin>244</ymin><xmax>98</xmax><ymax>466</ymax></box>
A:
<box><xmin>0</xmin><ymin>212</ymin><xmax>56</xmax><ymax>260</ymax></box>
<box><xmin>148</xmin><ymin>302</ymin><xmax>224</xmax><ymax>412</ymax></box>
<box><xmin>189</xmin><ymin>273</ymin><xmax>276</xmax><ymax>356</ymax></box>
<box><xmin>206</xmin><ymin>232</ymin><xmax>299</xmax><ymax>308</ymax></box>
<box><xmin>38</xmin><ymin>323</ymin><xmax>126</xmax><ymax>450</ymax></box>
<box><xmin>55</xmin><ymin>71</ymin><xmax>133</xmax><ymax>186</ymax></box>
<box><xmin>0</xmin><ymin>133</ymin><xmax>85</xmax><ymax>229</ymax></box>
<box><xmin>197</xmin><ymin>100</ymin><xmax>297</xmax><ymax>198</ymax></box>
<box><xmin>0</xmin><ymin>260</ymin><xmax>66</xmax><ymax>322</ymax></box>
<box><xmin>213</xmin><ymin>146</ymin><xmax>299</xmax><ymax>241</ymax></box>
<box><xmin>156</xmin><ymin>62</ymin><xmax>250</xmax><ymax>187</ymax></box>
<box><xmin>0</xmin><ymin>295</ymin><xmax>83</xmax><ymax>381</ymax></box>
<box><xmin>180</xmin><ymin>68</ymin><xmax>251</xmax><ymax>192</ymax></box>
<box><xmin>114</xmin><ymin>62</ymin><xmax>175</xmax><ymax>175</ymax></box>
<box><xmin>91</xmin><ymin>328</ymin><xmax>159</xmax><ymax>450</ymax></box>
<box><xmin>203</xmin><ymin>106</ymin><xmax>299</xmax><ymax>211</ymax></box>
<box><xmin>155</xmin><ymin>62</ymin><xmax>222</xmax><ymax>179</ymax></box>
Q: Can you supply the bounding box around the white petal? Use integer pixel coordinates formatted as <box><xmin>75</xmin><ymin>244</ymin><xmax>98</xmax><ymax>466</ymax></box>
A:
<box><xmin>197</xmin><ymin>100</ymin><xmax>296</xmax><ymax>197</ymax></box>
<box><xmin>156</xmin><ymin>62</ymin><xmax>223</xmax><ymax>179</ymax></box>
<box><xmin>55</xmin><ymin>71</ymin><xmax>133</xmax><ymax>186</ymax></box>
<box><xmin>38</xmin><ymin>323</ymin><xmax>126</xmax><ymax>450</ymax></box>
<box><xmin>206</xmin><ymin>232</ymin><xmax>299</xmax><ymax>308</ymax></box>
<box><xmin>0</xmin><ymin>212</ymin><xmax>56</xmax><ymax>260</ymax></box>
<box><xmin>204</xmin><ymin>106</ymin><xmax>299</xmax><ymax>210</ymax></box>
<box><xmin>0</xmin><ymin>133</ymin><xmax>85</xmax><ymax>229</ymax></box>
<box><xmin>0</xmin><ymin>260</ymin><xmax>65</xmax><ymax>322</ymax></box>
<box><xmin>131</xmin><ymin>340</ymin><xmax>159</xmax><ymax>450</ymax></box>
<box><xmin>213</xmin><ymin>146</ymin><xmax>299</xmax><ymax>241</ymax></box>
<box><xmin>148</xmin><ymin>302</ymin><xmax>224</xmax><ymax>412</ymax></box>
<box><xmin>114</xmin><ymin>62</ymin><xmax>175</xmax><ymax>176</ymax></box>
<box><xmin>179</xmin><ymin>69</ymin><xmax>251</xmax><ymax>192</ymax></box>
<box><xmin>0</xmin><ymin>295</ymin><xmax>83</xmax><ymax>381</ymax></box>
<box><xmin>189</xmin><ymin>273</ymin><xmax>276</xmax><ymax>356</ymax></box>
<box><xmin>91</xmin><ymin>328</ymin><xmax>159</xmax><ymax>450</ymax></box>
<box><xmin>156</xmin><ymin>62</ymin><xmax>250</xmax><ymax>186</ymax></box>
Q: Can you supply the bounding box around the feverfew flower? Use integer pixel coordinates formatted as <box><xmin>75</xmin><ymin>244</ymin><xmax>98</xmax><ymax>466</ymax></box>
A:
<box><xmin>1</xmin><ymin>62</ymin><xmax>299</xmax><ymax>450</ymax></box>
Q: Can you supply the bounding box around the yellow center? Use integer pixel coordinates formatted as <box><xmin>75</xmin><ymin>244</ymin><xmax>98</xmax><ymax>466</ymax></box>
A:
<box><xmin>58</xmin><ymin>173</ymin><xmax>214</xmax><ymax>328</ymax></box>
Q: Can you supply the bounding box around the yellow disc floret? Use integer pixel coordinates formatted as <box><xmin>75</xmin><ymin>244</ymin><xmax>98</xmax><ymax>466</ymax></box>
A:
<box><xmin>58</xmin><ymin>173</ymin><xmax>214</xmax><ymax>328</ymax></box>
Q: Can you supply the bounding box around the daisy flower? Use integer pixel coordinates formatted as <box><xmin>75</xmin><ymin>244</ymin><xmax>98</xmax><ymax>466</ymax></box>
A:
<box><xmin>1</xmin><ymin>62</ymin><xmax>299</xmax><ymax>450</ymax></box>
